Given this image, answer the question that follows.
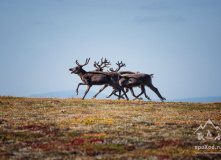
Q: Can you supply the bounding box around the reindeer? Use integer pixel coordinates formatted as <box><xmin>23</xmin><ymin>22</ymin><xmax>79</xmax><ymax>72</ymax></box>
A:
<box><xmin>91</xmin><ymin>60</ymin><xmax>128</xmax><ymax>99</ymax></box>
<box><xmin>118</xmin><ymin>73</ymin><xmax>166</xmax><ymax>102</ymax></box>
<box><xmin>98</xmin><ymin>61</ymin><xmax>165</xmax><ymax>102</ymax></box>
<box><xmin>69</xmin><ymin>58</ymin><xmax>129</xmax><ymax>100</ymax></box>
<box><xmin>92</xmin><ymin>61</ymin><xmax>148</xmax><ymax>100</ymax></box>
<box><xmin>90</xmin><ymin>59</ymin><xmax>122</xmax><ymax>99</ymax></box>
<box><xmin>107</xmin><ymin>62</ymin><xmax>150</xmax><ymax>100</ymax></box>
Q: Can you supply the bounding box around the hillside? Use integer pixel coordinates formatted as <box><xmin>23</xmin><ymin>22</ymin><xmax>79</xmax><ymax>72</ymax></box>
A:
<box><xmin>0</xmin><ymin>96</ymin><xmax>221</xmax><ymax>159</ymax></box>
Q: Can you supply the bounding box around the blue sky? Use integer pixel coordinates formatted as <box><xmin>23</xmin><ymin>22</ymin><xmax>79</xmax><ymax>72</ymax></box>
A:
<box><xmin>0</xmin><ymin>0</ymin><xmax>221</xmax><ymax>100</ymax></box>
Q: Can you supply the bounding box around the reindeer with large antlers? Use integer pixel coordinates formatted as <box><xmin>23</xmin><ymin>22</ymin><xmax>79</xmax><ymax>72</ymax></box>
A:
<box><xmin>92</xmin><ymin>61</ymin><xmax>148</xmax><ymax>100</ymax></box>
<box><xmin>92</xmin><ymin>60</ymin><xmax>165</xmax><ymax>101</ymax></box>
<box><xmin>69</xmin><ymin>58</ymin><xmax>129</xmax><ymax>100</ymax></box>
<box><xmin>91</xmin><ymin>61</ymin><xmax>145</xmax><ymax>100</ymax></box>
<box><xmin>91</xmin><ymin>60</ymin><xmax>127</xmax><ymax>99</ymax></box>
<box><xmin>117</xmin><ymin>73</ymin><xmax>166</xmax><ymax>101</ymax></box>
<box><xmin>107</xmin><ymin>61</ymin><xmax>149</xmax><ymax>100</ymax></box>
<box><xmin>108</xmin><ymin>61</ymin><xmax>166</xmax><ymax>101</ymax></box>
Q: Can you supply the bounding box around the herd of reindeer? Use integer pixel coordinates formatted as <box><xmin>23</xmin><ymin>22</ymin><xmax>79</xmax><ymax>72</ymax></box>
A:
<box><xmin>69</xmin><ymin>58</ymin><xmax>166</xmax><ymax>102</ymax></box>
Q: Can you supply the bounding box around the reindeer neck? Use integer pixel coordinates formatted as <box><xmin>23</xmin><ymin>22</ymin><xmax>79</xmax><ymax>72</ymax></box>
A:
<box><xmin>78</xmin><ymin>68</ymin><xmax>87</xmax><ymax>79</ymax></box>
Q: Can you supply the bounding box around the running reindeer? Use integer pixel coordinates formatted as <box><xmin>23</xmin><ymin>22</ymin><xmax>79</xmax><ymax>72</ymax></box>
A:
<box><xmin>69</xmin><ymin>58</ymin><xmax>129</xmax><ymax>100</ymax></box>
<box><xmin>93</xmin><ymin>60</ymin><xmax>166</xmax><ymax>102</ymax></box>
<box><xmin>92</xmin><ymin>61</ymin><xmax>149</xmax><ymax>100</ymax></box>
<box><xmin>117</xmin><ymin>73</ymin><xmax>166</xmax><ymax>102</ymax></box>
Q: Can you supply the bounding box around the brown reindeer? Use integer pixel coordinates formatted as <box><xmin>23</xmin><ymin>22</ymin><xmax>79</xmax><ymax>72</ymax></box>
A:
<box><xmin>91</xmin><ymin>60</ymin><xmax>122</xmax><ymax>99</ymax></box>
<box><xmin>105</xmin><ymin>61</ymin><xmax>165</xmax><ymax>101</ymax></box>
<box><xmin>92</xmin><ymin>61</ymin><xmax>148</xmax><ymax>100</ymax></box>
<box><xmin>118</xmin><ymin>73</ymin><xmax>166</xmax><ymax>102</ymax></box>
<box><xmin>69</xmin><ymin>58</ymin><xmax>129</xmax><ymax>100</ymax></box>
<box><xmin>91</xmin><ymin>61</ymin><xmax>127</xmax><ymax>99</ymax></box>
<box><xmin>107</xmin><ymin>62</ymin><xmax>150</xmax><ymax>100</ymax></box>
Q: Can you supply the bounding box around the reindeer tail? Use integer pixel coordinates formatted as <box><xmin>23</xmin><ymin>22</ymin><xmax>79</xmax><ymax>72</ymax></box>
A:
<box><xmin>149</xmin><ymin>74</ymin><xmax>154</xmax><ymax>78</ymax></box>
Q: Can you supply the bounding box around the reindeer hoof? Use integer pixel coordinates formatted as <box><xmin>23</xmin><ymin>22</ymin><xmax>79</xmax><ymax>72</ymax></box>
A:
<box><xmin>133</xmin><ymin>97</ymin><xmax>142</xmax><ymax>101</ymax></box>
<box><xmin>91</xmin><ymin>96</ymin><xmax>95</xmax><ymax>99</ymax></box>
<box><xmin>146</xmin><ymin>96</ymin><xmax>150</xmax><ymax>100</ymax></box>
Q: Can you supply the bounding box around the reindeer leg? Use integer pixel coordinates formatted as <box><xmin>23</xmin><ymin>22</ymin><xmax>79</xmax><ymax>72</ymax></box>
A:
<box><xmin>113</xmin><ymin>91</ymin><xmax>119</xmax><ymax>97</ymax></box>
<box><xmin>106</xmin><ymin>89</ymin><xmax>117</xmax><ymax>98</ymax></box>
<box><xmin>129</xmin><ymin>87</ymin><xmax>142</xmax><ymax>101</ymax></box>
<box><xmin>107</xmin><ymin>89</ymin><xmax>124</xmax><ymax>99</ymax></box>
<box><xmin>133</xmin><ymin>86</ymin><xmax>151</xmax><ymax>100</ymax></box>
<box><xmin>118</xmin><ymin>87</ymin><xmax>128</xmax><ymax>99</ymax></box>
<box><xmin>121</xmin><ymin>87</ymin><xmax>129</xmax><ymax>101</ymax></box>
<box><xmin>117</xmin><ymin>88</ymin><xmax>121</xmax><ymax>100</ymax></box>
<box><xmin>113</xmin><ymin>91</ymin><xmax>121</xmax><ymax>98</ymax></box>
<box><xmin>117</xmin><ymin>82</ymin><xmax>129</xmax><ymax>100</ymax></box>
<box><xmin>112</xmin><ymin>87</ymin><xmax>128</xmax><ymax>99</ymax></box>
<box><xmin>82</xmin><ymin>85</ymin><xmax>92</xmax><ymax>100</ymax></box>
<box><xmin>92</xmin><ymin>84</ymin><xmax>108</xmax><ymax>99</ymax></box>
<box><xmin>76</xmin><ymin>83</ymin><xmax>86</xmax><ymax>95</ymax></box>
<box><xmin>142</xmin><ymin>86</ymin><xmax>151</xmax><ymax>101</ymax></box>
<box><xmin>114</xmin><ymin>86</ymin><xmax>124</xmax><ymax>100</ymax></box>
<box><xmin>148</xmin><ymin>84</ymin><xmax>166</xmax><ymax>102</ymax></box>
<box><xmin>113</xmin><ymin>88</ymin><xmax>127</xmax><ymax>99</ymax></box>
<box><xmin>131</xmin><ymin>86</ymin><xmax>144</xmax><ymax>100</ymax></box>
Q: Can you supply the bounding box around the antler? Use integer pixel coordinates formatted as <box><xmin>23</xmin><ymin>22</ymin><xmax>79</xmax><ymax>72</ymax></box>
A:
<box><xmin>94</xmin><ymin>57</ymin><xmax>111</xmax><ymax>70</ymax></box>
<box><xmin>109</xmin><ymin>61</ymin><xmax>126</xmax><ymax>72</ymax></box>
<box><xmin>76</xmin><ymin>58</ymin><xmax>90</xmax><ymax>67</ymax></box>
<box><xmin>115</xmin><ymin>61</ymin><xmax>126</xmax><ymax>72</ymax></box>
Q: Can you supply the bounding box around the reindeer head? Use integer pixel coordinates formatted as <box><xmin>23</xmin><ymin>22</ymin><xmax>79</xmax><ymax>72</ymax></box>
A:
<box><xmin>93</xmin><ymin>57</ymin><xmax>111</xmax><ymax>71</ymax></box>
<box><xmin>69</xmin><ymin>58</ymin><xmax>90</xmax><ymax>74</ymax></box>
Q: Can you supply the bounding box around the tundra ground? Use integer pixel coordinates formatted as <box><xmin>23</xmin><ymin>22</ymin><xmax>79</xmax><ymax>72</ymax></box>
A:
<box><xmin>0</xmin><ymin>96</ymin><xmax>221</xmax><ymax>159</ymax></box>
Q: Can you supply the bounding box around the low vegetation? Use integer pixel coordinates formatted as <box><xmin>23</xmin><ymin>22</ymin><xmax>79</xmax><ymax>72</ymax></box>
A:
<box><xmin>0</xmin><ymin>96</ymin><xmax>221</xmax><ymax>159</ymax></box>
